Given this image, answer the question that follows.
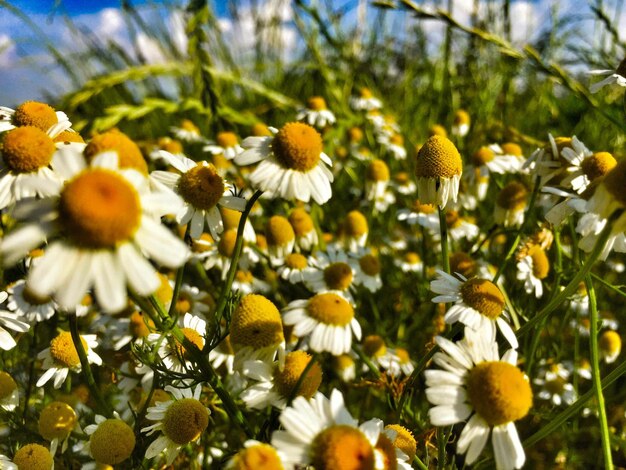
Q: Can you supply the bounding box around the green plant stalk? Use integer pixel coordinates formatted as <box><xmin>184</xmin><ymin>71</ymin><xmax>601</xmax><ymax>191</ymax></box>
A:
<box><xmin>353</xmin><ymin>345</ymin><xmax>382</xmax><ymax>378</ymax></box>
<box><xmin>585</xmin><ymin>274</ymin><xmax>614</xmax><ymax>470</ymax></box>
<box><xmin>68</xmin><ymin>313</ymin><xmax>113</xmax><ymax>417</ymax></box>
<box><xmin>206</xmin><ymin>190</ymin><xmax>263</xmax><ymax>350</ymax></box>
<box><xmin>438</xmin><ymin>206</ymin><xmax>450</xmax><ymax>274</ymax></box>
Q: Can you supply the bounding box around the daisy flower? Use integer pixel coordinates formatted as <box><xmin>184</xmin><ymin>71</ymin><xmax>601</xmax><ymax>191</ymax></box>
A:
<box><xmin>296</xmin><ymin>96</ymin><xmax>336</xmax><ymax>129</ymax></box>
<box><xmin>278</xmin><ymin>253</ymin><xmax>310</xmax><ymax>284</ymax></box>
<box><xmin>83</xmin><ymin>414</ymin><xmax>136</xmax><ymax>466</ymax></box>
<box><xmin>397</xmin><ymin>199</ymin><xmax>439</xmax><ymax>231</ymax></box>
<box><xmin>452</xmin><ymin>109</ymin><xmax>471</xmax><ymax>137</ymax></box>
<box><xmin>385</xmin><ymin>424</ymin><xmax>417</xmax><ymax>463</ymax></box>
<box><xmin>142</xmin><ymin>384</ymin><xmax>210</xmax><ymax>465</ymax></box>
<box><xmin>425</xmin><ymin>329</ymin><xmax>532</xmax><ymax>469</ymax></box>
<box><xmin>516</xmin><ymin>245</ymin><xmax>550</xmax><ymax>298</ymax></box>
<box><xmin>558</xmin><ymin>141</ymin><xmax>615</xmax><ymax>194</ymax></box>
<box><xmin>533</xmin><ymin>361</ymin><xmax>576</xmax><ymax>406</ymax></box>
<box><xmin>391</xmin><ymin>172</ymin><xmax>417</xmax><ymax>195</ymax></box>
<box><xmin>599</xmin><ymin>330</ymin><xmax>621</xmax><ymax>364</ymax></box>
<box><xmin>494</xmin><ymin>181</ymin><xmax>528</xmax><ymax>227</ymax></box>
<box><xmin>240</xmin><ymin>350</ymin><xmax>323</xmax><ymax>410</ymax></box>
<box><xmin>303</xmin><ymin>246</ymin><xmax>360</xmax><ymax>298</ymax></box>
<box><xmin>272</xmin><ymin>389</ymin><xmax>400</xmax><ymax>469</ymax></box>
<box><xmin>362</xmin><ymin>335</ymin><xmax>403</xmax><ymax>376</ymax></box>
<box><xmin>342</xmin><ymin>210</ymin><xmax>369</xmax><ymax>252</ymax></box>
<box><xmin>5</xmin><ymin>280</ymin><xmax>56</xmax><ymax>323</ymax></box>
<box><xmin>148</xmin><ymin>313</ymin><xmax>207</xmax><ymax>373</ymax></box>
<box><xmin>396</xmin><ymin>251</ymin><xmax>423</xmax><ymax>273</ymax></box>
<box><xmin>235</xmin><ymin>122</ymin><xmax>334</xmax><ymax>205</ymax></box>
<box><xmin>588</xmin><ymin>56</ymin><xmax>626</xmax><ymax>93</ymax></box>
<box><xmin>38</xmin><ymin>401</ymin><xmax>77</xmax><ymax>455</ymax></box>
<box><xmin>288</xmin><ymin>207</ymin><xmax>319</xmax><ymax>251</ymax></box>
<box><xmin>209</xmin><ymin>335</ymin><xmax>236</xmax><ymax>375</ymax></box>
<box><xmin>471</xmin><ymin>144</ymin><xmax>523</xmax><ymax>176</ymax></box>
<box><xmin>282</xmin><ymin>292</ymin><xmax>362</xmax><ymax>355</ymax></box>
<box><xmin>225</xmin><ymin>440</ymin><xmax>287</xmax><ymax>469</ymax></box>
<box><xmin>0</xmin><ymin>371</ymin><xmax>19</xmax><ymax>411</ymax></box>
<box><xmin>332</xmin><ymin>353</ymin><xmax>357</xmax><ymax>382</ymax></box>
<box><xmin>353</xmin><ymin>248</ymin><xmax>383</xmax><ymax>292</ymax></box>
<box><xmin>415</xmin><ymin>136</ymin><xmax>462</xmax><ymax>209</ymax></box>
<box><xmin>365</xmin><ymin>159</ymin><xmax>391</xmax><ymax>202</ymax></box>
<box><xmin>431</xmin><ymin>270</ymin><xmax>518</xmax><ymax>348</ymax></box>
<box><xmin>378</xmin><ymin>133</ymin><xmax>407</xmax><ymax>160</ymax></box>
<box><xmin>151</xmin><ymin>151</ymin><xmax>246</xmax><ymax>240</ymax></box>
<box><xmin>204</xmin><ymin>131</ymin><xmax>244</xmax><ymax>160</ymax></box>
<box><xmin>443</xmin><ymin>210</ymin><xmax>480</xmax><ymax>241</ymax></box>
<box><xmin>170</xmin><ymin>119</ymin><xmax>206</xmax><ymax>143</ymax></box>
<box><xmin>0</xmin><ymin>292</ymin><xmax>30</xmax><ymax>350</ymax></box>
<box><xmin>265</xmin><ymin>215</ymin><xmax>296</xmax><ymax>265</ymax></box>
<box><xmin>0</xmin><ymin>100</ymin><xmax>72</xmax><ymax>136</ymax></box>
<box><xmin>9</xmin><ymin>444</ymin><xmax>54</xmax><ymax>470</ymax></box>
<box><xmin>149</xmin><ymin>136</ymin><xmax>185</xmax><ymax>163</ymax></box>
<box><xmin>36</xmin><ymin>330</ymin><xmax>102</xmax><ymax>389</ymax></box>
<box><xmin>232</xmin><ymin>269</ymin><xmax>271</xmax><ymax>295</ymax></box>
<box><xmin>0</xmin><ymin>151</ymin><xmax>189</xmax><ymax>313</ymax></box>
<box><xmin>350</xmin><ymin>87</ymin><xmax>383</xmax><ymax>111</ymax></box>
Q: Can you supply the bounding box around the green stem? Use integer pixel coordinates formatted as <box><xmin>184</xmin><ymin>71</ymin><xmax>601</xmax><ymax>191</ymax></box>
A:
<box><xmin>438</xmin><ymin>207</ymin><xmax>450</xmax><ymax>274</ymax></box>
<box><xmin>413</xmin><ymin>455</ymin><xmax>429</xmax><ymax>470</ymax></box>
<box><xmin>208</xmin><ymin>190</ymin><xmax>263</xmax><ymax>350</ymax></box>
<box><xmin>353</xmin><ymin>345</ymin><xmax>382</xmax><ymax>378</ymax></box>
<box><xmin>585</xmin><ymin>274</ymin><xmax>614</xmax><ymax>470</ymax></box>
<box><xmin>68</xmin><ymin>313</ymin><xmax>112</xmax><ymax>417</ymax></box>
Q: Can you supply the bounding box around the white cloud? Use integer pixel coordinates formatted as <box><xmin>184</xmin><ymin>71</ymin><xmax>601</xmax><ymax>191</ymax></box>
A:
<box><xmin>0</xmin><ymin>34</ymin><xmax>16</xmax><ymax>67</ymax></box>
<box><xmin>136</xmin><ymin>32</ymin><xmax>167</xmax><ymax>64</ymax></box>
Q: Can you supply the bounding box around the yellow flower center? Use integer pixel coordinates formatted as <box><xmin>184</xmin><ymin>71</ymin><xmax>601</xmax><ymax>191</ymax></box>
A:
<box><xmin>13</xmin><ymin>101</ymin><xmax>58</xmax><ymax>130</ymax></box>
<box><xmin>603</xmin><ymin>159</ymin><xmax>626</xmax><ymax>207</ymax></box>
<box><xmin>415</xmin><ymin>136</ymin><xmax>462</xmax><ymax>179</ymax></box>
<box><xmin>599</xmin><ymin>330</ymin><xmax>621</xmax><ymax>355</ymax></box>
<box><xmin>395</xmin><ymin>172</ymin><xmax>410</xmax><ymax>184</ymax></box>
<box><xmin>272</xmin><ymin>122</ymin><xmax>323</xmax><ymax>172</ymax></box>
<box><xmin>174</xmin><ymin>292</ymin><xmax>194</xmax><ymax>314</ymax></box>
<box><xmin>544</xmin><ymin>376</ymin><xmax>567</xmax><ymax>395</ymax></box>
<box><xmin>307</xmin><ymin>293</ymin><xmax>354</xmax><ymax>326</ymax></box>
<box><xmin>359</xmin><ymin>254</ymin><xmax>381</xmax><ymax>276</ymax></box>
<box><xmin>445</xmin><ymin>210</ymin><xmax>463</xmax><ymax>229</ymax></box>
<box><xmin>49</xmin><ymin>331</ymin><xmax>87</xmax><ymax>368</ymax></box>
<box><xmin>359</xmin><ymin>87</ymin><xmax>373</xmax><ymax>98</ymax></box>
<box><xmin>385</xmin><ymin>424</ymin><xmax>416</xmax><ymax>461</ymax></box>
<box><xmin>450</xmin><ymin>252</ymin><xmax>477</xmax><ymax>278</ymax></box>
<box><xmin>266</xmin><ymin>215</ymin><xmax>295</xmax><ymax>247</ymax></box>
<box><xmin>54</xmin><ymin>130</ymin><xmax>85</xmax><ymax>144</ymax></box>
<box><xmin>273</xmin><ymin>350</ymin><xmax>323</xmax><ymax>399</ymax></box>
<box><xmin>174</xmin><ymin>327</ymin><xmax>205</xmax><ymax>359</ymax></box>
<box><xmin>529</xmin><ymin>246</ymin><xmax>550</xmax><ymax>279</ymax></box>
<box><xmin>289</xmin><ymin>208</ymin><xmax>314</xmax><ymax>236</ymax></box>
<box><xmin>497</xmin><ymin>181</ymin><xmax>528</xmax><ymax>211</ymax></box>
<box><xmin>390</xmin><ymin>133</ymin><xmax>404</xmax><ymax>146</ymax></box>
<box><xmin>177</xmin><ymin>163</ymin><xmax>225</xmax><ymax>211</ymax></box>
<box><xmin>235</xmin><ymin>270</ymin><xmax>254</xmax><ymax>284</ymax></box>
<box><xmin>428</xmin><ymin>124</ymin><xmax>448</xmax><ymax>138</ymax></box>
<box><xmin>466</xmin><ymin>361</ymin><xmax>533</xmax><ymax>426</ymax></box>
<box><xmin>256</xmin><ymin>234</ymin><xmax>268</xmax><ymax>250</ymax></box>
<box><xmin>472</xmin><ymin>146</ymin><xmax>495</xmax><ymax>166</ymax></box>
<box><xmin>311</xmin><ymin>425</ymin><xmax>375</xmax><ymax>470</ymax></box>
<box><xmin>307</xmin><ymin>96</ymin><xmax>328</xmax><ymax>111</ymax></box>
<box><xmin>404</xmin><ymin>252</ymin><xmax>421</xmax><ymax>264</ymax></box>
<box><xmin>59</xmin><ymin>169</ymin><xmax>141</xmax><ymax>248</ymax></box>
<box><xmin>366</xmin><ymin>159</ymin><xmax>390</xmax><ymax>182</ymax></box>
<box><xmin>38</xmin><ymin>401</ymin><xmax>77</xmax><ymax>441</ymax></box>
<box><xmin>581</xmin><ymin>152</ymin><xmax>617</xmax><ymax>181</ymax></box>
<box><xmin>460</xmin><ymin>278</ymin><xmax>505</xmax><ymax>320</ymax></box>
<box><xmin>375</xmin><ymin>433</ymin><xmax>398</xmax><ymax>470</ymax></box>
<box><xmin>22</xmin><ymin>285</ymin><xmax>52</xmax><ymax>305</ymax></box>
<box><xmin>363</xmin><ymin>335</ymin><xmax>386</xmax><ymax>357</ymax></box>
<box><xmin>162</xmin><ymin>398</ymin><xmax>209</xmax><ymax>445</ymax></box>
<box><xmin>285</xmin><ymin>253</ymin><xmax>308</xmax><ymax>270</ymax></box>
<box><xmin>324</xmin><ymin>262</ymin><xmax>353</xmax><ymax>290</ymax></box>
<box><xmin>411</xmin><ymin>199</ymin><xmax>436</xmax><ymax>214</ymax></box>
<box><xmin>396</xmin><ymin>348</ymin><xmax>410</xmax><ymax>364</ymax></box>
<box><xmin>230</xmin><ymin>294</ymin><xmax>284</xmax><ymax>350</ymax></box>
<box><xmin>502</xmin><ymin>142</ymin><xmax>522</xmax><ymax>157</ymax></box>
<box><xmin>192</xmin><ymin>232</ymin><xmax>214</xmax><ymax>253</ymax></box>
<box><xmin>230</xmin><ymin>443</ymin><xmax>285</xmax><ymax>470</ymax></box>
<box><xmin>13</xmin><ymin>443</ymin><xmax>53</xmax><ymax>470</ymax></box>
<box><xmin>345</xmin><ymin>211</ymin><xmax>368</xmax><ymax>237</ymax></box>
<box><xmin>252</xmin><ymin>123</ymin><xmax>272</xmax><ymax>137</ymax></box>
<box><xmin>89</xmin><ymin>419</ymin><xmax>136</xmax><ymax>465</ymax></box>
<box><xmin>83</xmin><ymin>130</ymin><xmax>147</xmax><ymax>174</ymax></box>
<box><xmin>218</xmin><ymin>228</ymin><xmax>238</xmax><ymax>258</ymax></box>
<box><xmin>333</xmin><ymin>353</ymin><xmax>355</xmax><ymax>370</ymax></box>
<box><xmin>157</xmin><ymin>137</ymin><xmax>183</xmax><ymax>154</ymax></box>
<box><xmin>348</xmin><ymin>127</ymin><xmax>363</xmax><ymax>143</ymax></box>
<box><xmin>129</xmin><ymin>311</ymin><xmax>154</xmax><ymax>338</ymax></box>
<box><xmin>0</xmin><ymin>371</ymin><xmax>17</xmax><ymax>400</ymax></box>
<box><xmin>2</xmin><ymin>126</ymin><xmax>55</xmax><ymax>173</ymax></box>
<box><xmin>181</xmin><ymin>119</ymin><xmax>200</xmax><ymax>134</ymax></box>
<box><xmin>217</xmin><ymin>131</ymin><xmax>238</xmax><ymax>148</ymax></box>
<box><xmin>154</xmin><ymin>273</ymin><xmax>174</xmax><ymax>306</ymax></box>
<box><xmin>454</xmin><ymin>109</ymin><xmax>470</xmax><ymax>126</ymax></box>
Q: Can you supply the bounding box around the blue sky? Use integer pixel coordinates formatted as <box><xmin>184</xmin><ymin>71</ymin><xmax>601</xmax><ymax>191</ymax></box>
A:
<box><xmin>7</xmin><ymin>0</ymin><xmax>231</xmax><ymax>15</ymax></box>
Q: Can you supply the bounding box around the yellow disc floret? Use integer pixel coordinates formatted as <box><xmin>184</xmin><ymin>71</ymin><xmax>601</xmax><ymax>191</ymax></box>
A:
<box><xmin>230</xmin><ymin>294</ymin><xmax>284</xmax><ymax>350</ymax></box>
<box><xmin>581</xmin><ymin>152</ymin><xmax>617</xmax><ymax>181</ymax></box>
<box><xmin>289</xmin><ymin>208</ymin><xmax>314</xmax><ymax>236</ymax></box>
<box><xmin>49</xmin><ymin>331</ymin><xmax>86</xmax><ymax>368</ymax></box>
<box><xmin>466</xmin><ymin>361</ymin><xmax>532</xmax><ymax>426</ymax></box>
<box><xmin>599</xmin><ymin>330</ymin><xmax>621</xmax><ymax>355</ymax></box>
<box><xmin>285</xmin><ymin>253</ymin><xmax>308</xmax><ymax>270</ymax></box>
<box><xmin>366</xmin><ymin>159</ymin><xmax>390</xmax><ymax>182</ymax></box>
<box><xmin>359</xmin><ymin>254</ymin><xmax>381</xmax><ymax>276</ymax></box>
<box><xmin>348</xmin><ymin>127</ymin><xmax>363</xmax><ymax>143</ymax></box>
<box><xmin>453</xmin><ymin>109</ymin><xmax>470</xmax><ymax>126</ymax></box>
<box><xmin>54</xmin><ymin>130</ymin><xmax>85</xmax><ymax>144</ymax></box>
<box><xmin>404</xmin><ymin>252</ymin><xmax>421</xmax><ymax>265</ymax></box>
<box><xmin>324</xmin><ymin>262</ymin><xmax>353</xmax><ymax>291</ymax></box>
<box><xmin>345</xmin><ymin>210</ymin><xmax>368</xmax><ymax>237</ymax></box>
<box><xmin>460</xmin><ymin>278</ymin><xmax>505</xmax><ymax>320</ymax></box>
<box><xmin>177</xmin><ymin>163</ymin><xmax>224</xmax><ymax>210</ymax></box>
<box><xmin>384</xmin><ymin>424</ymin><xmax>416</xmax><ymax>461</ymax></box>
<box><xmin>266</xmin><ymin>215</ymin><xmax>295</xmax><ymax>247</ymax></box>
<box><xmin>375</xmin><ymin>433</ymin><xmax>398</xmax><ymax>470</ymax></box>
<box><xmin>307</xmin><ymin>96</ymin><xmax>328</xmax><ymax>111</ymax></box>
<box><xmin>129</xmin><ymin>311</ymin><xmax>154</xmax><ymax>338</ymax></box>
<box><xmin>252</xmin><ymin>123</ymin><xmax>272</xmax><ymax>137</ymax></box>
<box><xmin>217</xmin><ymin>131</ymin><xmax>238</xmax><ymax>148</ymax></box>
<box><xmin>89</xmin><ymin>419</ymin><xmax>136</xmax><ymax>465</ymax></box>
<box><xmin>84</xmin><ymin>130</ymin><xmax>147</xmax><ymax>174</ymax></box>
<box><xmin>602</xmin><ymin>159</ymin><xmax>626</xmax><ymax>207</ymax></box>
<box><xmin>162</xmin><ymin>398</ymin><xmax>209</xmax><ymax>444</ymax></box>
<box><xmin>230</xmin><ymin>442</ymin><xmax>285</xmax><ymax>470</ymax></box>
<box><xmin>307</xmin><ymin>293</ymin><xmax>354</xmax><ymax>326</ymax></box>
<box><xmin>174</xmin><ymin>327</ymin><xmax>205</xmax><ymax>359</ymax></box>
<box><xmin>0</xmin><ymin>371</ymin><xmax>17</xmax><ymax>400</ymax></box>
<box><xmin>311</xmin><ymin>425</ymin><xmax>375</xmax><ymax>470</ymax></box>
<box><xmin>472</xmin><ymin>146</ymin><xmax>495</xmax><ymax>166</ymax></box>
<box><xmin>363</xmin><ymin>335</ymin><xmax>386</xmax><ymax>357</ymax></box>
<box><xmin>272</xmin><ymin>122</ymin><xmax>323</xmax><ymax>172</ymax></box>
<box><xmin>415</xmin><ymin>135</ymin><xmax>462</xmax><ymax>179</ymax></box>
<box><xmin>218</xmin><ymin>228</ymin><xmax>238</xmax><ymax>257</ymax></box>
<box><xmin>59</xmin><ymin>169</ymin><xmax>141</xmax><ymax>248</ymax></box>
<box><xmin>13</xmin><ymin>101</ymin><xmax>57</xmax><ymax>130</ymax></box>
<box><xmin>13</xmin><ymin>443</ymin><xmax>53</xmax><ymax>470</ymax></box>
<box><xmin>529</xmin><ymin>245</ymin><xmax>550</xmax><ymax>280</ymax></box>
<box><xmin>501</xmin><ymin>143</ymin><xmax>523</xmax><ymax>157</ymax></box>
<box><xmin>497</xmin><ymin>181</ymin><xmax>528</xmax><ymax>211</ymax></box>
<box><xmin>2</xmin><ymin>126</ymin><xmax>55</xmax><ymax>173</ymax></box>
<box><xmin>273</xmin><ymin>350</ymin><xmax>323</xmax><ymax>399</ymax></box>
<box><xmin>428</xmin><ymin>124</ymin><xmax>448</xmax><ymax>138</ymax></box>
<box><xmin>39</xmin><ymin>401</ymin><xmax>77</xmax><ymax>441</ymax></box>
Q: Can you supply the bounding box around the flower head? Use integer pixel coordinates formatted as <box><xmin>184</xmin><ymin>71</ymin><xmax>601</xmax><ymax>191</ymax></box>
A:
<box><xmin>415</xmin><ymin>135</ymin><xmax>462</xmax><ymax>208</ymax></box>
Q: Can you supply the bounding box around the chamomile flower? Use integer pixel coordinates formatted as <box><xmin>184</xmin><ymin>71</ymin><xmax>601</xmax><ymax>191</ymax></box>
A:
<box><xmin>36</xmin><ymin>330</ymin><xmax>101</xmax><ymax>389</ymax></box>
<box><xmin>170</xmin><ymin>119</ymin><xmax>206</xmax><ymax>143</ymax></box>
<box><xmin>38</xmin><ymin>401</ymin><xmax>77</xmax><ymax>454</ymax></box>
<box><xmin>204</xmin><ymin>131</ymin><xmax>244</xmax><ymax>160</ymax></box>
<box><xmin>494</xmin><ymin>181</ymin><xmax>528</xmax><ymax>227</ymax></box>
<box><xmin>342</xmin><ymin>210</ymin><xmax>369</xmax><ymax>252</ymax></box>
<box><xmin>288</xmin><ymin>207</ymin><xmax>318</xmax><ymax>251</ymax></box>
<box><xmin>209</xmin><ymin>335</ymin><xmax>236</xmax><ymax>375</ymax></box>
<box><xmin>365</xmin><ymin>159</ymin><xmax>391</xmax><ymax>201</ymax></box>
<box><xmin>396</xmin><ymin>251</ymin><xmax>423</xmax><ymax>273</ymax></box>
<box><xmin>149</xmin><ymin>313</ymin><xmax>206</xmax><ymax>373</ymax></box>
<box><xmin>362</xmin><ymin>335</ymin><xmax>403</xmax><ymax>376</ymax></box>
<box><xmin>425</xmin><ymin>330</ymin><xmax>532</xmax><ymax>469</ymax></box>
<box><xmin>415</xmin><ymin>135</ymin><xmax>462</xmax><ymax>209</ymax></box>
<box><xmin>297</xmin><ymin>96</ymin><xmax>336</xmax><ymax>129</ymax></box>
<box><xmin>303</xmin><ymin>246</ymin><xmax>360</xmax><ymax>297</ymax></box>
<box><xmin>452</xmin><ymin>109</ymin><xmax>471</xmax><ymax>137</ymax></box>
<box><xmin>271</xmin><ymin>389</ymin><xmax>383</xmax><ymax>468</ymax></box>
<box><xmin>282</xmin><ymin>292</ymin><xmax>362</xmax><ymax>355</ymax></box>
<box><xmin>0</xmin><ymin>372</ymin><xmax>19</xmax><ymax>411</ymax></box>
<box><xmin>533</xmin><ymin>361</ymin><xmax>576</xmax><ymax>406</ymax></box>
<box><xmin>151</xmin><ymin>152</ymin><xmax>246</xmax><ymax>240</ymax></box>
<box><xmin>378</xmin><ymin>133</ymin><xmax>407</xmax><ymax>160</ymax></box>
<box><xmin>5</xmin><ymin>280</ymin><xmax>56</xmax><ymax>323</ymax></box>
<box><xmin>241</xmin><ymin>350</ymin><xmax>323</xmax><ymax>410</ymax></box>
<box><xmin>84</xmin><ymin>415</ymin><xmax>136</xmax><ymax>466</ymax></box>
<box><xmin>391</xmin><ymin>172</ymin><xmax>417</xmax><ymax>195</ymax></box>
<box><xmin>142</xmin><ymin>385</ymin><xmax>209</xmax><ymax>465</ymax></box>
<box><xmin>599</xmin><ymin>330</ymin><xmax>621</xmax><ymax>364</ymax></box>
<box><xmin>332</xmin><ymin>353</ymin><xmax>357</xmax><ymax>382</ymax></box>
<box><xmin>397</xmin><ymin>199</ymin><xmax>439</xmax><ymax>231</ymax></box>
<box><xmin>385</xmin><ymin>424</ymin><xmax>417</xmax><ymax>462</ymax></box>
<box><xmin>588</xmin><ymin>56</ymin><xmax>626</xmax><ymax>93</ymax></box>
<box><xmin>0</xmin><ymin>100</ymin><xmax>71</xmax><ymax>136</ymax></box>
<box><xmin>353</xmin><ymin>248</ymin><xmax>383</xmax><ymax>292</ymax></box>
<box><xmin>516</xmin><ymin>245</ymin><xmax>550</xmax><ymax>297</ymax></box>
<box><xmin>350</xmin><ymin>87</ymin><xmax>383</xmax><ymax>111</ymax></box>
<box><xmin>277</xmin><ymin>253</ymin><xmax>309</xmax><ymax>284</ymax></box>
<box><xmin>560</xmin><ymin>143</ymin><xmax>616</xmax><ymax>194</ymax></box>
<box><xmin>443</xmin><ymin>210</ymin><xmax>480</xmax><ymax>241</ymax></box>
<box><xmin>431</xmin><ymin>270</ymin><xmax>518</xmax><ymax>348</ymax></box>
<box><xmin>0</xmin><ymin>151</ymin><xmax>189</xmax><ymax>313</ymax></box>
<box><xmin>232</xmin><ymin>269</ymin><xmax>271</xmax><ymax>295</ymax></box>
<box><xmin>0</xmin><ymin>292</ymin><xmax>30</xmax><ymax>350</ymax></box>
<box><xmin>265</xmin><ymin>215</ymin><xmax>296</xmax><ymax>264</ymax></box>
<box><xmin>225</xmin><ymin>440</ymin><xmax>287</xmax><ymax>470</ymax></box>
<box><xmin>471</xmin><ymin>144</ymin><xmax>523</xmax><ymax>176</ymax></box>
<box><xmin>10</xmin><ymin>444</ymin><xmax>54</xmax><ymax>470</ymax></box>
